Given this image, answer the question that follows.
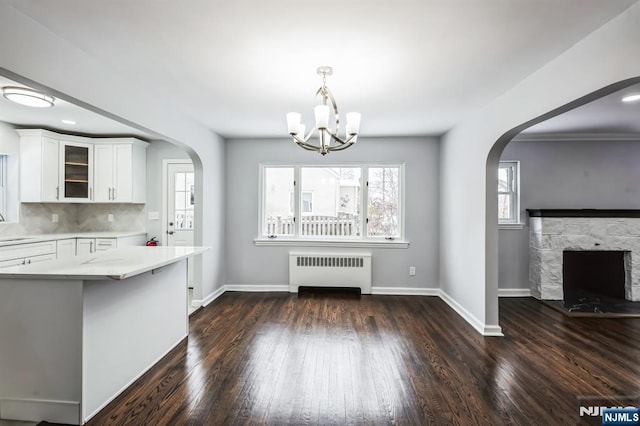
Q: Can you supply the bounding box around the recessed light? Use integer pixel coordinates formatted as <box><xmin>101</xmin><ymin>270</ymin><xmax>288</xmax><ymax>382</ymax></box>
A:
<box><xmin>1</xmin><ymin>86</ymin><xmax>55</xmax><ymax>108</ymax></box>
<box><xmin>622</xmin><ymin>93</ymin><xmax>640</xmax><ymax>103</ymax></box>
<box><xmin>61</xmin><ymin>119</ymin><xmax>76</xmax><ymax>125</ymax></box>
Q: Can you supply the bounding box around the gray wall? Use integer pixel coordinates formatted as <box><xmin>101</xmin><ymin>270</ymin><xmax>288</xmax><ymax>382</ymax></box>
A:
<box><xmin>225</xmin><ymin>136</ymin><xmax>439</xmax><ymax>289</ymax></box>
<box><xmin>145</xmin><ymin>140</ymin><xmax>191</xmax><ymax>243</ymax></box>
<box><xmin>499</xmin><ymin>137</ymin><xmax>640</xmax><ymax>289</ymax></box>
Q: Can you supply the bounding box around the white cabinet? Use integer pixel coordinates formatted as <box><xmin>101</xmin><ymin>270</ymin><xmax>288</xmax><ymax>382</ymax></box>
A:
<box><xmin>17</xmin><ymin>130</ymin><xmax>60</xmax><ymax>202</ymax></box>
<box><xmin>57</xmin><ymin>239</ymin><xmax>77</xmax><ymax>259</ymax></box>
<box><xmin>0</xmin><ymin>241</ymin><xmax>57</xmax><ymax>269</ymax></box>
<box><xmin>18</xmin><ymin>129</ymin><xmax>147</xmax><ymax>204</ymax></box>
<box><xmin>60</xmin><ymin>141</ymin><xmax>93</xmax><ymax>202</ymax></box>
<box><xmin>93</xmin><ymin>140</ymin><xmax>147</xmax><ymax>203</ymax></box>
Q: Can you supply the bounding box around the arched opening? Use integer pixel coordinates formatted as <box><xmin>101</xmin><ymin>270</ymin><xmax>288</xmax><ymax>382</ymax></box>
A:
<box><xmin>487</xmin><ymin>76</ymin><xmax>640</xmax><ymax>325</ymax></box>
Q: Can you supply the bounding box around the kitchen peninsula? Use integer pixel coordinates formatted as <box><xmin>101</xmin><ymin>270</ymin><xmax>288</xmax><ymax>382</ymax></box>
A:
<box><xmin>0</xmin><ymin>245</ymin><xmax>208</xmax><ymax>425</ymax></box>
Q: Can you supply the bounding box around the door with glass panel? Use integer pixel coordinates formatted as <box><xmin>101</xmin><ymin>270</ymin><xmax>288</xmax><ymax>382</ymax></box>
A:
<box><xmin>167</xmin><ymin>162</ymin><xmax>195</xmax><ymax>247</ymax></box>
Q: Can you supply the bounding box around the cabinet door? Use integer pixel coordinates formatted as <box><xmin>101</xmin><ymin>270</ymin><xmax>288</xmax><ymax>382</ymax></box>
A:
<box><xmin>56</xmin><ymin>239</ymin><xmax>77</xmax><ymax>259</ymax></box>
<box><xmin>61</xmin><ymin>142</ymin><xmax>93</xmax><ymax>201</ymax></box>
<box><xmin>113</xmin><ymin>144</ymin><xmax>133</xmax><ymax>202</ymax></box>
<box><xmin>42</xmin><ymin>136</ymin><xmax>60</xmax><ymax>201</ymax></box>
<box><xmin>76</xmin><ymin>238</ymin><xmax>95</xmax><ymax>255</ymax></box>
<box><xmin>94</xmin><ymin>144</ymin><xmax>114</xmax><ymax>202</ymax></box>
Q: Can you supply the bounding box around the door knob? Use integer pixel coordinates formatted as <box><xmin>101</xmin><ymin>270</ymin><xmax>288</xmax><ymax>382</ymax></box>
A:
<box><xmin>169</xmin><ymin>222</ymin><xmax>174</xmax><ymax>226</ymax></box>
<box><xmin>168</xmin><ymin>231</ymin><xmax>174</xmax><ymax>235</ymax></box>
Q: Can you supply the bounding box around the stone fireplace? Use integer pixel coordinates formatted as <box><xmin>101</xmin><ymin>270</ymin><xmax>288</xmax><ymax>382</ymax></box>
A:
<box><xmin>528</xmin><ymin>210</ymin><xmax>640</xmax><ymax>302</ymax></box>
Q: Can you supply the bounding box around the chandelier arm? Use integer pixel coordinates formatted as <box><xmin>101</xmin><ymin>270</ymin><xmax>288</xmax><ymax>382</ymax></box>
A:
<box><xmin>326</xmin><ymin>134</ymin><xmax>357</xmax><ymax>151</ymax></box>
<box><xmin>291</xmin><ymin>134</ymin><xmax>324</xmax><ymax>151</ymax></box>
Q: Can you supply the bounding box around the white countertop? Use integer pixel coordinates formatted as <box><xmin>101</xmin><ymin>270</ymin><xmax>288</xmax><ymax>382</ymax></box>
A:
<box><xmin>0</xmin><ymin>246</ymin><xmax>208</xmax><ymax>280</ymax></box>
<box><xmin>0</xmin><ymin>231</ymin><xmax>147</xmax><ymax>247</ymax></box>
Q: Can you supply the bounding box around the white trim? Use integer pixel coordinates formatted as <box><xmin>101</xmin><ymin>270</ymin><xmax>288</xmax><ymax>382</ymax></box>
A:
<box><xmin>498</xmin><ymin>223</ymin><xmax>525</xmax><ymax>230</ymax></box>
<box><xmin>498</xmin><ymin>288</ymin><xmax>532</xmax><ymax>297</ymax></box>
<box><xmin>371</xmin><ymin>286</ymin><xmax>439</xmax><ymax>296</ymax></box>
<box><xmin>0</xmin><ymin>398</ymin><xmax>80</xmax><ymax>424</ymax></box>
<box><xmin>254</xmin><ymin>238</ymin><xmax>409</xmax><ymax>248</ymax></box>
<box><xmin>225</xmin><ymin>284</ymin><xmax>289</xmax><ymax>292</ymax></box>
<box><xmin>192</xmin><ymin>285</ymin><xmax>226</xmax><ymax>308</ymax></box>
<box><xmin>438</xmin><ymin>290</ymin><xmax>504</xmax><ymax>336</ymax></box>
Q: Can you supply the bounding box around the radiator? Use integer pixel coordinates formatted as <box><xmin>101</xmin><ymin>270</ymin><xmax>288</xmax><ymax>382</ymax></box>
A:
<box><xmin>289</xmin><ymin>252</ymin><xmax>372</xmax><ymax>294</ymax></box>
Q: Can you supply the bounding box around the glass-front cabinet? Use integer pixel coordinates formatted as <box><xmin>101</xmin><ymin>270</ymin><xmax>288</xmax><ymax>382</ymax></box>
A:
<box><xmin>60</xmin><ymin>142</ymin><xmax>93</xmax><ymax>201</ymax></box>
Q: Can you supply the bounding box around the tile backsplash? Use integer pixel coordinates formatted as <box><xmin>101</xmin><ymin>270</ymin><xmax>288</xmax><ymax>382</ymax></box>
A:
<box><xmin>0</xmin><ymin>203</ymin><xmax>146</xmax><ymax>237</ymax></box>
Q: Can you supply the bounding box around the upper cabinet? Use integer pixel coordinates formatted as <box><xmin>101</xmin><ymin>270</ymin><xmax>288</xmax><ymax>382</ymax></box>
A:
<box><xmin>17</xmin><ymin>129</ymin><xmax>148</xmax><ymax>204</ymax></box>
<box><xmin>61</xmin><ymin>141</ymin><xmax>93</xmax><ymax>202</ymax></box>
<box><xmin>93</xmin><ymin>139</ymin><xmax>147</xmax><ymax>203</ymax></box>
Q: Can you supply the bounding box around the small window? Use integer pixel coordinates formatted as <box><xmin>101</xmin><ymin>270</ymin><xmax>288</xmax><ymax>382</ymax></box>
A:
<box><xmin>498</xmin><ymin>161</ymin><xmax>520</xmax><ymax>224</ymax></box>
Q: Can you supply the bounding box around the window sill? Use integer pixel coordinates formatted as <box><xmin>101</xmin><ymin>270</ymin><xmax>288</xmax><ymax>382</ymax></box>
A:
<box><xmin>254</xmin><ymin>238</ymin><xmax>410</xmax><ymax>248</ymax></box>
<box><xmin>498</xmin><ymin>223</ymin><xmax>525</xmax><ymax>230</ymax></box>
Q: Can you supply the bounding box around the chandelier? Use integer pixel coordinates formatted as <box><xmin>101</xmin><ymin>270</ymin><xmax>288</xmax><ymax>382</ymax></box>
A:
<box><xmin>286</xmin><ymin>66</ymin><xmax>361</xmax><ymax>155</ymax></box>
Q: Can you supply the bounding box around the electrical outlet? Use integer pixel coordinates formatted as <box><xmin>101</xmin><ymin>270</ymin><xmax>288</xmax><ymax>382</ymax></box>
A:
<box><xmin>107</xmin><ymin>214</ymin><xmax>114</xmax><ymax>223</ymax></box>
<box><xmin>409</xmin><ymin>266</ymin><xmax>416</xmax><ymax>276</ymax></box>
<box><xmin>52</xmin><ymin>214</ymin><xmax>59</xmax><ymax>223</ymax></box>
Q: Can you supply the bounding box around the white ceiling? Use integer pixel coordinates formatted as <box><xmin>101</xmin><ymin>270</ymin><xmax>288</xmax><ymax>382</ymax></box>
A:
<box><xmin>2</xmin><ymin>0</ymin><xmax>639</xmax><ymax>138</ymax></box>
<box><xmin>0</xmin><ymin>76</ymin><xmax>150</xmax><ymax>138</ymax></box>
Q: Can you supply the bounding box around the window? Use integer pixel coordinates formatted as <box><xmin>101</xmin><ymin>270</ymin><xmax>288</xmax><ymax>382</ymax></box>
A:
<box><xmin>261</xmin><ymin>164</ymin><xmax>403</xmax><ymax>241</ymax></box>
<box><xmin>498</xmin><ymin>161</ymin><xmax>520</xmax><ymax>224</ymax></box>
<box><xmin>0</xmin><ymin>155</ymin><xmax>6</xmax><ymax>221</ymax></box>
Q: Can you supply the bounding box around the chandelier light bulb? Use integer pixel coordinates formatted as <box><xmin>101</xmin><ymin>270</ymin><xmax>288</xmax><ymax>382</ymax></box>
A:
<box><xmin>285</xmin><ymin>66</ymin><xmax>361</xmax><ymax>155</ymax></box>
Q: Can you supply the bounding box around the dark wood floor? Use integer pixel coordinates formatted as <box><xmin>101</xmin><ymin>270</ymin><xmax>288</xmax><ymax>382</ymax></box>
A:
<box><xmin>87</xmin><ymin>291</ymin><xmax>640</xmax><ymax>425</ymax></box>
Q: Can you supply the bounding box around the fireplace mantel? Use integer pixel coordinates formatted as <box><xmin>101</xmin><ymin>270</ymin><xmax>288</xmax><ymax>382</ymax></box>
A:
<box><xmin>527</xmin><ymin>209</ymin><xmax>640</xmax><ymax>218</ymax></box>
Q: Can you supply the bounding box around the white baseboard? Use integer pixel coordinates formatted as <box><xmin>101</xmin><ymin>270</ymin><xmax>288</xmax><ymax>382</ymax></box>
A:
<box><xmin>224</xmin><ymin>284</ymin><xmax>289</xmax><ymax>292</ymax></box>
<box><xmin>371</xmin><ymin>286</ymin><xmax>440</xmax><ymax>296</ymax></box>
<box><xmin>438</xmin><ymin>290</ymin><xmax>504</xmax><ymax>337</ymax></box>
<box><xmin>202</xmin><ymin>285</ymin><xmax>226</xmax><ymax>307</ymax></box>
<box><xmin>0</xmin><ymin>397</ymin><xmax>80</xmax><ymax>424</ymax></box>
<box><xmin>498</xmin><ymin>288</ymin><xmax>532</xmax><ymax>297</ymax></box>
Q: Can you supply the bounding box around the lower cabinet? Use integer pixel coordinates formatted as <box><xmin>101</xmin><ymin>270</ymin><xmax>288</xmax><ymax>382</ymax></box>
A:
<box><xmin>0</xmin><ymin>235</ymin><xmax>145</xmax><ymax>268</ymax></box>
<box><xmin>0</xmin><ymin>241</ymin><xmax>58</xmax><ymax>269</ymax></box>
<box><xmin>57</xmin><ymin>239</ymin><xmax>77</xmax><ymax>259</ymax></box>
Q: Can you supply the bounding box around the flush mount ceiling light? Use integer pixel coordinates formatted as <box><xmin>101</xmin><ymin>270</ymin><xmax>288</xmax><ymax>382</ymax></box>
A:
<box><xmin>622</xmin><ymin>93</ymin><xmax>640</xmax><ymax>103</ymax></box>
<box><xmin>286</xmin><ymin>66</ymin><xmax>361</xmax><ymax>156</ymax></box>
<box><xmin>2</xmin><ymin>86</ymin><xmax>55</xmax><ymax>108</ymax></box>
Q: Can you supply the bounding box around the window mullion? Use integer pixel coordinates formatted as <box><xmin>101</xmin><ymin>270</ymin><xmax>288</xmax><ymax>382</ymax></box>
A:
<box><xmin>362</xmin><ymin>165</ymin><xmax>368</xmax><ymax>239</ymax></box>
<box><xmin>294</xmin><ymin>166</ymin><xmax>301</xmax><ymax>237</ymax></box>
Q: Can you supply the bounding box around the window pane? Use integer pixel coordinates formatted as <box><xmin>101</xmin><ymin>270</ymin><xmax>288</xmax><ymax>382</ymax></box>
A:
<box><xmin>367</xmin><ymin>167</ymin><xmax>400</xmax><ymax>237</ymax></box>
<box><xmin>498</xmin><ymin>167</ymin><xmax>511</xmax><ymax>192</ymax></box>
<box><xmin>175</xmin><ymin>172</ymin><xmax>186</xmax><ymax>191</ymax></box>
<box><xmin>498</xmin><ymin>194</ymin><xmax>512</xmax><ymax>220</ymax></box>
<box><xmin>175</xmin><ymin>191</ymin><xmax>187</xmax><ymax>210</ymax></box>
<box><xmin>300</xmin><ymin>167</ymin><xmax>361</xmax><ymax>237</ymax></box>
<box><xmin>264</xmin><ymin>167</ymin><xmax>295</xmax><ymax>236</ymax></box>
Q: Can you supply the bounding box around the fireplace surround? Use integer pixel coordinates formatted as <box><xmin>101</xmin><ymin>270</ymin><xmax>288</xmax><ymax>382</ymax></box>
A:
<box><xmin>528</xmin><ymin>209</ymin><xmax>640</xmax><ymax>302</ymax></box>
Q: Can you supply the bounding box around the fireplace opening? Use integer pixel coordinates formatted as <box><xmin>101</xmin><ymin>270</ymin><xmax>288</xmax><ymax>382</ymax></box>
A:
<box><xmin>563</xmin><ymin>251</ymin><xmax>626</xmax><ymax>299</ymax></box>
